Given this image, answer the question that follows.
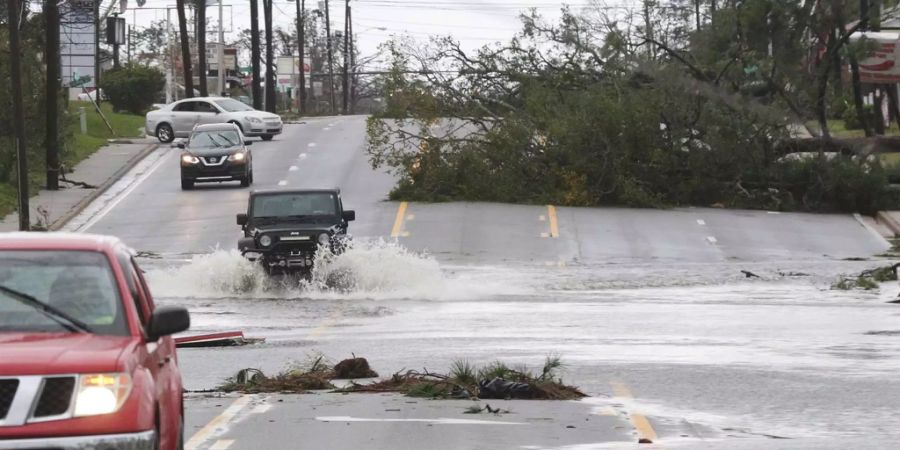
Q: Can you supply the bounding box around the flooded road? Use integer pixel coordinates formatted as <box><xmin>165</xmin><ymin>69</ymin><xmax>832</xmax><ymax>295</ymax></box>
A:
<box><xmin>63</xmin><ymin>116</ymin><xmax>900</xmax><ymax>448</ymax></box>
<box><xmin>139</xmin><ymin>243</ymin><xmax>900</xmax><ymax>447</ymax></box>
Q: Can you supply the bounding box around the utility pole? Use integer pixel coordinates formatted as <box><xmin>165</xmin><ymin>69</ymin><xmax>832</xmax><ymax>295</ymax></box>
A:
<box><xmin>342</xmin><ymin>0</ymin><xmax>349</xmax><ymax>114</ymax></box>
<box><xmin>296</xmin><ymin>0</ymin><xmax>306</xmax><ymax>113</ymax></box>
<box><xmin>694</xmin><ymin>0</ymin><xmax>700</xmax><ymax>30</ymax></box>
<box><xmin>9</xmin><ymin>0</ymin><xmax>30</xmax><ymax>230</ymax></box>
<box><xmin>176</xmin><ymin>0</ymin><xmax>195</xmax><ymax>97</ymax></box>
<box><xmin>250</xmin><ymin>0</ymin><xmax>262</xmax><ymax>108</ymax></box>
<box><xmin>349</xmin><ymin>8</ymin><xmax>356</xmax><ymax>114</ymax></box>
<box><xmin>197</xmin><ymin>0</ymin><xmax>208</xmax><ymax>96</ymax></box>
<box><xmin>45</xmin><ymin>0</ymin><xmax>60</xmax><ymax>191</ymax></box>
<box><xmin>217</xmin><ymin>0</ymin><xmax>225</xmax><ymax>95</ymax></box>
<box><xmin>263</xmin><ymin>0</ymin><xmax>276</xmax><ymax>111</ymax></box>
<box><xmin>324</xmin><ymin>0</ymin><xmax>336</xmax><ymax>114</ymax></box>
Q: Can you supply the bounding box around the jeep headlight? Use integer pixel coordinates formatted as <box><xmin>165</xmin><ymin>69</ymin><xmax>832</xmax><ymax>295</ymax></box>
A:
<box><xmin>246</xmin><ymin>116</ymin><xmax>263</xmax><ymax>124</ymax></box>
<box><xmin>73</xmin><ymin>373</ymin><xmax>132</xmax><ymax>417</ymax></box>
<box><xmin>259</xmin><ymin>235</ymin><xmax>273</xmax><ymax>247</ymax></box>
<box><xmin>317</xmin><ymin>233</ymin><xmax>330</xmax><ymax>245</ymax></box>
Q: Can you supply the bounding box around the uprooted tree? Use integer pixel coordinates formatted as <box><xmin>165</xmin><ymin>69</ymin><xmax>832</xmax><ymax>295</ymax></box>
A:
<box><xmin>366</xmin><ymin>2</ymin><xmax>900</xmax><ymax>213</ymax></box>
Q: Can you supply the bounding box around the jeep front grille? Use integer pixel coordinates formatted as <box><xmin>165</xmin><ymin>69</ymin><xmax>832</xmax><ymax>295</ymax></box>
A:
<box><xmin>0</xmin><ymin>379</ymin><xmax>18</xmax><ymax>419</ymax></box>
<box><xmin>33</xmin><ymin>377</ymin><xmax>75</xmax><ymax>417</ymax></box>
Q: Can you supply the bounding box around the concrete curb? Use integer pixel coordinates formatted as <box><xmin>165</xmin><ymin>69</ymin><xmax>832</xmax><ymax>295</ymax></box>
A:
<box><xmin>876</xmin><ymin>211</ymin><xmax>900</xmax><ymax>238</ymax></box>
<box><xmin>854</xmin><ymin>213</ymin><xmax>893</xmax><ymax>248</ymax></box>
<box><xmin>49</xmin><ymin>141</ymin><xmax>160</xmax><ymax>231</ymax></box>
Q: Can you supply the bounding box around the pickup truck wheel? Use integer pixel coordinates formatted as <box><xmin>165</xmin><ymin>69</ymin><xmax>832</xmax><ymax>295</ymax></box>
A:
<box><xmin>239</xmin><ymin>175</ymin><xmax>250</xmax><ymax>187</ymax></box>
<box><xmin>156</xmin><ymin>123</ymin><xmax>175</xmax><ymax>143</ymax></box>
<box><xmin>261</xmin><ymin>134</ymin><xmax>274</xmax><ymax>141</ymax></box>
<box><xmin>181</xmin><ymin>178</ymin><xmax>194</xmax><ymax>190</ymax></box>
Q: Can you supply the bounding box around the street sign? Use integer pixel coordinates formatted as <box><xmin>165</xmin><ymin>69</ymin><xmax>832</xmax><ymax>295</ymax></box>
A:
<box><xmin>70</xmin><ymin>74</ymin><xmax>93</xmax><ymax>87</ymax></box>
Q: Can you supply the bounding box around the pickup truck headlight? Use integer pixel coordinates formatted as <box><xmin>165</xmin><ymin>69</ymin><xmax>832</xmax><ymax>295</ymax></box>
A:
<box><xmin>73</xmin><ymin>373</ymin><xmax>132</xmax><ymax>417</ymax></box>
<box><xmin>317</xmin><ymin>233</ymin><xmax>330</xmax><ymax>245</ymax></box>
<box><xmin>228</xmin><ymin>152</ymin><xmax>246</xmax><ymax>162</ymax></box>
<box><xmin>259</xmin><ymin>235</ymin><xmax>273</xmax><ymax>247</ymax></box>
<box><xmin>182</xmin><ymin>155</ymin><xmax>199</xmax><ymax>164</ymax></box>
<box><xmin>246</xmin><ymin>116</ymin><xmax>263</xmax><ymax>124</ymax></box>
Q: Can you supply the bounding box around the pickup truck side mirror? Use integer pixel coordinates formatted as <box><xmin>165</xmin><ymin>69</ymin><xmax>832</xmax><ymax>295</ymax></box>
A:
<box><xmin>342</xmin><ymin>210</ymin><xmax>356</xmax><ymax>222</ymax></box>
<box><xmin>147</xmin><ymin>306</ymin><xmax>190</xmax><ymax>341</ymax></box>
<box><xmin>176</xmin><ymin>142</ymin><xmax>185</xmax><ymax>149</ymax></box>
<box><xmin>237</xmin><ymin>213</ymin><xmax>248</xmax><ymax>225</ymax></box>
<box><xmin>244</xmin><ymin>140</ymin><xmax>253</xmax><ymax>146</ymax></box>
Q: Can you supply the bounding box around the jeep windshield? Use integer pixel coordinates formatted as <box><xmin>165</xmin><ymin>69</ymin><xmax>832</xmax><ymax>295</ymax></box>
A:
<box><xmin>0</xmin><ymin>250</ymin><xmax>128</xmax><ymax>336</ymax></box>
<box><xmin>251</xmin><ymin>193</ymin><xmax>338</xmax><ymax>222</ymax></box>
<box><xmin>189</xmin><ymin>130</ymin><xmax>240</xmax><ymax>149</ymax></box>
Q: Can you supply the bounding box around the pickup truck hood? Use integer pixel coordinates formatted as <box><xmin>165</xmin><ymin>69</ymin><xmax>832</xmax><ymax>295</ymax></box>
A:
<box><xmin>0</xmin><ymin>332</ymin><xmax>132</xmax><ymax>376</ymax></box>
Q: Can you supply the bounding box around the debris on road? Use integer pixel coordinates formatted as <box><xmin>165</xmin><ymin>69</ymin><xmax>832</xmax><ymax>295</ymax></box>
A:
<box><xmin>336</xmin><ymin>356</ymin><xmax>586</xmax><ymax>400</ymax></box>
<box><xmin>464</xmin><ymin>403</ymin><xmax>509</xmax><ymax>414</ymax></box>
<box><xmin>740</xmin><ymin>270</ymin><xmax>760</xmax><ymax>278</ymax></box>
<box><xmin>219</xmin><ymin>362</ymin><xmax>335</xmax><ymax>393</ymax></box>
<box><xmin>333</xmin><ymin>356</ymin><xmax>379</xmax><ymax>379</ymax></box>
<box><xmin>175</xmin><ymin>331</ymin><xmax>265</xmax><ymax>348</ymax></box>
<box><xmin>832</xmin><ymin>263</ymin><xmax>900</xmax><ymax>290</ymax></box>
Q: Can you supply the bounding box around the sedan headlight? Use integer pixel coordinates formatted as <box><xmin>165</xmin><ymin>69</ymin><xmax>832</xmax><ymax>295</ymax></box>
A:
<box><xmin>259</xmin><ymin>235</ymin><xmax>273</xmax><ymax>247</ymax></box>
<box><xmin>228</xmin><ymin>152</ymin><xmax>246</xmax><ymax>162</ymax></box>
<box><xmin>181</xmin><ymin>155</ymin><xmax>199</xmax><ymax>164</ymax></box>
<box><xmin>73</xmin><ymin>373</ymin><xmax>132</xmax><ymax>417</ymax></box>
<box><xmin>246</xmin><ymin>116</ymin><xmax>263</xmax><ymax>124</ymax></box>
<box><xmin>317</xmin><ymin>232</ymin><xmax>330</xmax><ymax>245</ymax></box>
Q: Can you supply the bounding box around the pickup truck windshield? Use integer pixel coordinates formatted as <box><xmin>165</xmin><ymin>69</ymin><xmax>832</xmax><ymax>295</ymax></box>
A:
<box><xmin>0</xmin><ymin>250</ymin><xmax>128</xmax><ymax>336</ymax></box>
<box><xmin>252</xmin><ymin>193</ymin><xmax>337</xmax><ymax>219</ymax></box>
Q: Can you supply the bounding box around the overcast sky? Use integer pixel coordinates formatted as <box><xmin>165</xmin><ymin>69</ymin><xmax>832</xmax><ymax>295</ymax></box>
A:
<box><xmin>123</xmin><ymin>0</ymin><xmax>603</xmax><ymax>68</ymax></box>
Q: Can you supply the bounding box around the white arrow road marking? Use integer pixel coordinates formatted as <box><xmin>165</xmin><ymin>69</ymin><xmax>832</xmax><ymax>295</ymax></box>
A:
<box><xmin>278</xmin><ymin>180</ymin><xmax>287</xmax><ymax>186</ymax></box>
<box><xmin>308</xmin><ymin>142</ymin><xmax>317</xmax><ymax>147</ymax></box>
<box><xmin>289</xmin><ymin>165</ymin><xmax>298</xmax><ymax>171</ymax></box>
<box><xmin>706</xmin><ymin>236</ymin><xmax>718</xmax><ymax>244</ymax></box>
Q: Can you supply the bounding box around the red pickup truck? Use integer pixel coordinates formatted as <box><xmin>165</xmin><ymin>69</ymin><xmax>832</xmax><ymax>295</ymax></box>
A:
<box><xmin>0</xmin><ymin>233</ymin><xmax>190</xmax><ymax>450</ymax></box>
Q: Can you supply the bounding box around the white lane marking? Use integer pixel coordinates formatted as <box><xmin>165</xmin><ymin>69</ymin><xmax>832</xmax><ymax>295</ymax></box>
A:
<box><xmin>289</xmin><ymin>165</ymin><xmax>298</xmax><ymax>171</ymax></box>
<box><xmin>298</xmin><ymin>153</ymin><xmax>307</xmax><ymax>159</ymax></box>
<box><xmin>316</xmin><ymin>416</ymin><xmax>525</xmax><ymax>425</ymax></box>
<box><xmin>539</xmin><ymin>215</ymin><xmax>546</xmax><ymax>221</ymax></box>
<box><xmin>696</xmin><ymin>219</ymin><xmax>706</xmax><ymax>226</ymax></box>
<box><xmin>67</xmin><ymin>148</ymin><xmax>171</xmax><ymax>232</ymax></box>
<box><xmin>767</xmin><ymin>211</ymin><xmax>780</xmax><ymax>214</ymax></box>
<box><xmin>251</xmin><ymin>404</ymin><xmax>272</xmax><ymax>414</ymax></box>
<box><xmin>328</xmin><ymin>123</ymin><xmax>336</xmax><ymax>127</ymax></box>
<box><xmin>540</xmin><ymin>232</ymin><xmax>550</xmax><ymax>238</ymax></box>
<box><xmin>323</xmin><ymin>127</ymin><xmax>331</xmax><ymax>131</ymax></box>
<box><xmin>209</xmin><ymin>440</ymin><xmax>235</xmax><ymax>450</ymax></box>
<box><xmin>278</xmin><ymin>180</ymin><xmax>287</xmax><ymax>186</ymax></box>
<box><xmin>706</xmin><ymin>236</ymin><xmax>718</xmax><ymax>244</ymax></box>
<box><xmin>185</xmin><ymin>396</ymin><xmax>252</xmax><ymax>450</ymax></box>
<box><xmin>406</xmin><ymin>214</ymin><xmax>415</xmax><ymax>221</ymax></box>
<box><xmin>308</xmin><ymin>142</ymin><xmax>317</xmax><ymax>147</ymax></box>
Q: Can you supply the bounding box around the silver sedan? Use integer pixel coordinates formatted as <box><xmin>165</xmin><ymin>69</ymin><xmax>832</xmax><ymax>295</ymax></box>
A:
<box><xmin>145</xmin><ymin>97</ymin><xmax>283</xmax><ymax>143</ymax></box>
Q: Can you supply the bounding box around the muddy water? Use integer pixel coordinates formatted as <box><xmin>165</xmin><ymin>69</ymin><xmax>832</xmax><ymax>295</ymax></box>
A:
<box><xmin>142</xmin><ymin>242</ymin><xmax>900</xmax><ymax>445</ymax></box>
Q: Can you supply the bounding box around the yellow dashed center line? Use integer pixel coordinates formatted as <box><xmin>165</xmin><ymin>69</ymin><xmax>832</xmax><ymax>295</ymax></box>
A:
<box><xmin>547</xmin><ymin>205</ymin><xmax>559</xmax><ymax>238</ymax></box>
<box><xmin>611</xmin><ymin>380</ymin><xmax>659</xmax><ymax>444</ymax></box>
<box><xmin>391</xmin><ymin>201</ymin><xmax>409</xmax><ymax>238</ymax></box>
<box><xmin>185</xmin><ymin>395</ymin><xmax>252</xmax><ymax>450</ymax></box>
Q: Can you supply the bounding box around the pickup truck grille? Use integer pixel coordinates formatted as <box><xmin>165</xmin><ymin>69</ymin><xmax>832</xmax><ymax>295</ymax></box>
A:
<box><xmin>33</xmin><ymin>377</ymin><xmax>75</xmax><ymax>417</ymax></box>
<box><xmin>0</xmin><ymin>379</ymin><xmax>18</xmax><ymax>419</ymax></box>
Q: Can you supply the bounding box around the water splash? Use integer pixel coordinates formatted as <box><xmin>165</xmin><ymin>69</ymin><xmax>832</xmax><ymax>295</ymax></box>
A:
<box><xmin>145</xmin><ymin>239</ymin><xmax>531</xmax><ymax>301</ymax></box>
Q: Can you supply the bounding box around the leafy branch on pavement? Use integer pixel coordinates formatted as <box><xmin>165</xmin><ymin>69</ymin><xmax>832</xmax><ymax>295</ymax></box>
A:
<box><xmin>832</xmin><ymin>263</ymin><xmax>900</xmax><ymax>290</ymax></box>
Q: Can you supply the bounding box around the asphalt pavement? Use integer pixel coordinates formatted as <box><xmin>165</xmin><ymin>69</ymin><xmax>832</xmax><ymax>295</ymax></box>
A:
<box><xmin>57</xmin><ymin>115</ymin><xmax>900</xmax><ymax>449</ymax></box>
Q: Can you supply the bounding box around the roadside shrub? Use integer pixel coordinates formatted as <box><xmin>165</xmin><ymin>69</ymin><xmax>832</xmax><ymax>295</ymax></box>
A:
<box><xmin>99</xmin><ymin>65</ymin><xmax>165</xmax><ymax>114</ymax></box>
<box><xmin>842</xmin><ymin>104</ymin><xmax>874</xmax><ymax>130</ymax></box>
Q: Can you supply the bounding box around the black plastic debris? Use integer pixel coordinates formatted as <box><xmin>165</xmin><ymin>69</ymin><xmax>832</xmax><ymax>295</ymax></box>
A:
<box><xmin>478</xmin><ymin>377</ymin><xmax>533</xmax><ymax>399</ymax></box>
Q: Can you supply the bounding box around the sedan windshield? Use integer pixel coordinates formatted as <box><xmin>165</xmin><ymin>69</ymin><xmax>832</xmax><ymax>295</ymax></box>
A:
<box><xmin>252</xmin><ymin>193</ymin><xmax>337</xmax><ymax>218</ymax></box>
<box><xmin>190</xmin><ymin>130</ymin><xmax>240</xmax><ymax>148</ymax></box>
<box><xmin>215</xmin><ymin>98</ymin><xmax>255</xmax><ymax>112</ymax></box>
<box><xmin>0</xmin><ymin>251</ymin><xmax>128</xmax><ymax>335</ymax></box>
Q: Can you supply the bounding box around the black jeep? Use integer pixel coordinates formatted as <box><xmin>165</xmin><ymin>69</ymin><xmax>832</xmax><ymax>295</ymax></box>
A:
<box><xmin>236</xmin><ymin>188</ymin><xmax>355</xmax><ymax>274</ymax></box>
